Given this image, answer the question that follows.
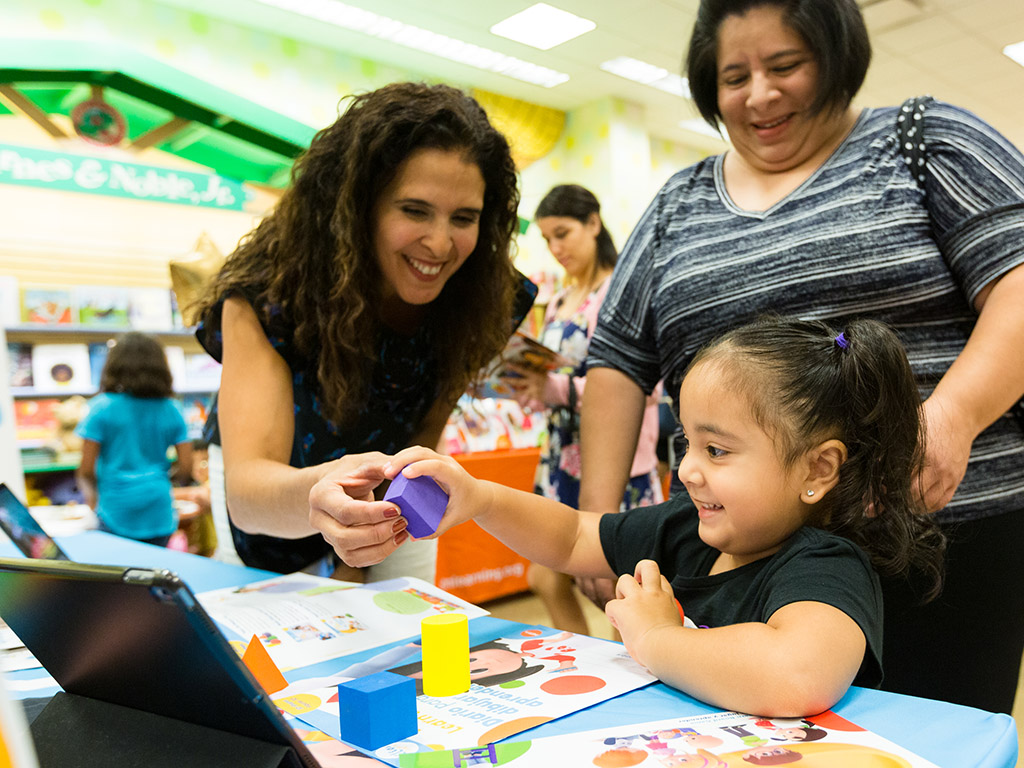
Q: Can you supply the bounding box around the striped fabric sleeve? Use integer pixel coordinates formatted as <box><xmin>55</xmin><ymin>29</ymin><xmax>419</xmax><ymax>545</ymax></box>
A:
<box><xmin>586</xmin><ymin>183</ymin><xmax>673</xmax><ymax>394</ymax></box>
<box><xmin>923</xmin><ymin>102</ymin><xmax>1024</xmax><ymax>302</ymax></box>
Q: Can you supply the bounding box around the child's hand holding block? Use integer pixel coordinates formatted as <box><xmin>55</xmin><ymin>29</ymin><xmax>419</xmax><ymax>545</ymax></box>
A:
<box><xmin>383</xmin><ymin>473</ymin><xmax>449</xmax><ymax>538</ymax></box>
<box><xmin>338</xmin><ymin>671</ymin><xmax>418</xmax><ymax>750</ymax></box>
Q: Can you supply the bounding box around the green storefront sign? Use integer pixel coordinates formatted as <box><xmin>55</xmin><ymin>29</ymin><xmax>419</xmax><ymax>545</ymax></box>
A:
<box><xmin>0</xmin><ymin>143</ymin><xmax>248</xmax><ymax>210</ymax></box>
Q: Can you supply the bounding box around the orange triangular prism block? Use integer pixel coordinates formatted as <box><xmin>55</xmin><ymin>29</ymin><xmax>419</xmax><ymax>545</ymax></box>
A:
<box><xmin>242</xmin><ymin>634</ymin><xmax>288</xmax><ymax>694</ymax></box>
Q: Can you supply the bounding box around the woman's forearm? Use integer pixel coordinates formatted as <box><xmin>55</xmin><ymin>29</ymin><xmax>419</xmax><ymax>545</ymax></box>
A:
<box><xmin>933</xmin><ymin>264</ymin><xmax>1024</xmax><ymax>436</ymax></box>
<box><xmin>223</xmin><ymin>458</ymin><xmax>332</xmax><ymax>538</ymax></box>
<box><xmin>579</xmin><ymin>367</ymin><xmax>647</xmax><ymax>513</ymax></box>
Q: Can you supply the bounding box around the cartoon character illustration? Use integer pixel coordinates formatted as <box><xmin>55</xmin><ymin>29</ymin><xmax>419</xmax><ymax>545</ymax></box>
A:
<box><xmin>678</xmin><ymin>727</ymin><xmax>724</xmax><ymax>750</ymax></box>
<box><xmin>720</xmin><ymin>725</ymin><xmax>768</xmax><ymax>748</ymax></box>
<box><xmin>741</xmin><ymin>746</ymin><xmax>802</xmax><ymax>764</ymax></box>
<box><xmin>285</xmin><ymin>623</ymin><xmax>335</xmax><ymax>642</ymax></box>
<box><xmin>325</xmin><ymin>613</ymin><xmax>367</xmax><ymax>634</ymax></box>
<box><xmin>592</xmin><ymin>748</ymin><xmax>648</xmax><ymax>768</ymax></box>
<box><xmin>390</xmin><ymin>639</ymin><xmax>545</xmax><ymax>695</ymax></box>
<box><xmin>753</xmin><ymin>719</ymin><xmax>827</xmax><ymax>743</ymax></box>
<box><xmin>518</xmin><ymin>630</ymin><xmax>578</xmax><ymax>672</ymax></box>
<box><xmin>658</xmin><ymin>750</ymin><xmax>727</xmax><ymax>767</ymax></box>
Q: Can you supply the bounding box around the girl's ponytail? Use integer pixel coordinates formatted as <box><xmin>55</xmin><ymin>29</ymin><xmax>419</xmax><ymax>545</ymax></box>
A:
<box><xmin>828</xmin><ymin>320</ymin><xmax>945</xmax><ymax>601</ymax></box>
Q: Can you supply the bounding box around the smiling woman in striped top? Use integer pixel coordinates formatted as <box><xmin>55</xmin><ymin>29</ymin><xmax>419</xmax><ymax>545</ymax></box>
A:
<box><xmin>579</xmin><ymin>0</ymin><xmax>1024</xmax><ymax>714</ymax></box>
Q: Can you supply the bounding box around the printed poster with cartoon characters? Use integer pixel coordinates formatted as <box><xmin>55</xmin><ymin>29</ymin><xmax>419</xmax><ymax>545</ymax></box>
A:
<box><xmin>272</xmin><ymin>627</ymin><xmax>656</xmax><ymax>765</ymax></box>
<box><xmin>395</xmin><ymin>709</ymin><xmax>940</xmax><ymax>767</ymax></box>
<box><xmin>198</xmin><ymin>574</ymin><xmax>488</xmax><ymax>671</ymax></box>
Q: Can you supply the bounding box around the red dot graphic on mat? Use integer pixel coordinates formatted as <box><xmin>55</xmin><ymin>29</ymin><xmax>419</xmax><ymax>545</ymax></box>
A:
<box><xmin>539</xmin><ymin>675</ymin><xmax>606</xmax><ymax>695</ymax></box>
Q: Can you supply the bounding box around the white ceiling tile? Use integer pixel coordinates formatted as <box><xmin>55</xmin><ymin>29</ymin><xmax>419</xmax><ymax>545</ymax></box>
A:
<box><xmin>872</xmin><ymin>14</ymin><xmax>965</xmax><ymax>54</ymax></box>
<box><xmin>144</xmin><ymin>0</ymin><xmax>1024</xmax><ymax>153</ymax></box>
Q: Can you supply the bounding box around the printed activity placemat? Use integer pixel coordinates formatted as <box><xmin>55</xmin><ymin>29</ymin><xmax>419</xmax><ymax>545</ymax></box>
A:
<box><xmin>274</xmin><ymin>626</ymin><xmax>657</xmax><ymax>765</ymax></box>
<box><xmin>198</xmin><ymin>574</ymin><xmax>488</xmax><ymax>671</ymax></box>
<box><xmin>395</xmin><ymin>708</ymin><xmax>940</xmax><ymax>767</ymax></box>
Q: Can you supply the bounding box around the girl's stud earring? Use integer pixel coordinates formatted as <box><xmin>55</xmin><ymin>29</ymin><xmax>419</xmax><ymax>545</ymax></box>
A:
<box><xmin>806</xmin><ymin>490</ymin><xmax>815</xmax><ymax>497</ymax></box>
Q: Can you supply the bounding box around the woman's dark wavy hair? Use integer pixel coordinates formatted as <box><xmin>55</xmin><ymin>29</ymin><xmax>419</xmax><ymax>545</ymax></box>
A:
<box><xmin>194</xmin><ymin>82</ymin><xmax>521</xmax><ymax>424</ymax></box>
<box><xmin>535</xmin><ymin>184</ymin><xmax>617</xmax><ymax>272</ymax></box>
<box><xmin>100</xmin><ymin>332</ymin><xmax>174</xmax><ymax>399</ymax></box>
<box><xmin>689</xmin><ymin>316</ymin><xmax>945</xmax><ymax>601</ymax></box>
<box><xmin>686</xmin><ymin>0</ymin><xmax>871</xmax><ymax>132</ymax></box>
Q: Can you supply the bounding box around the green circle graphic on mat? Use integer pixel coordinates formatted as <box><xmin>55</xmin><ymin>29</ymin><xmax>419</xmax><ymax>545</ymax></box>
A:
<box><xmin>373</xmin><ymin>591</ymin><xmax>428</xmax><ymax>614</ymax></box>
<box><xmin>498</xmin><ymin>680</ymin><xmax>526</xmax><ymax>689</ymax></box>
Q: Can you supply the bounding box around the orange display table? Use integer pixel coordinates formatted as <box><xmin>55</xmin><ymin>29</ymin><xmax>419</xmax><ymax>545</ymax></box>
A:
<box><xmin>434</xmin><ymin>447</ymin><xmax>540</xmax><ymax>604</ymax></box>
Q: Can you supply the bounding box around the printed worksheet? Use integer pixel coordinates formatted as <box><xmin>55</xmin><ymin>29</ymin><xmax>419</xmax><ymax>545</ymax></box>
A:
<box><xmin>396</xmin><ymin>709</ymin><xmax>941</xmax><ymax>767</ymax></box>
<box><xmin>276</xmin><ymin>626</ymin><xmax>656</xmax><ymax>765</ymax></box>
<box><xmin>198</xmin><ymin>574</ymin><xmax>488</xmax><ymax>671</ymax></box>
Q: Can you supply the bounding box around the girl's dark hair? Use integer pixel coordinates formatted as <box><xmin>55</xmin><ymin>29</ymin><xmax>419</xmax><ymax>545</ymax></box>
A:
<box><xmin>686</xmin><ymin>0</ymin><xmax>871</xmax><ymax>132</ymax></box>
<box><xmin>194</xmin><ymin>82</ymin><xmax>521</xmax><ymax>424</ymax></box>
<box><xmin>689</xmin><ymin>316</ymin><xmax>945</xmax><ymax>600</ymax></box>
<box><xmin>99</xmin><ymin>332</ymin><xmax>174</xmax><ymax>399</ymax></box>
<box><xmin>535</xmin><ymin>184</ymin><xmax>617</xmax><ymax>271</ymax></box>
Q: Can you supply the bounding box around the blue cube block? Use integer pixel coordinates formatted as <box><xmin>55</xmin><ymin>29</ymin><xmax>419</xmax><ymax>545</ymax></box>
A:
<box><xmin>338</xmin><ymin>671</ymin><xmax>418</xmax><ymax>751</ymax></box>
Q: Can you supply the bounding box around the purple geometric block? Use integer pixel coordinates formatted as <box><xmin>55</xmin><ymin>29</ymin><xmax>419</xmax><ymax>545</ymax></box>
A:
<box><xmin>383</xmin><ymin>473</ymin><xmax>449</xmax><ymax>538</ymax></box>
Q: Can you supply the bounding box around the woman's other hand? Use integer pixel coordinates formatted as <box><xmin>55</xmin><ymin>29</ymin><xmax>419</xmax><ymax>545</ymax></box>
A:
<box><xmin>309</xmin><ymin>452</ymin><xmax>408</xmax><ymax>567</ymax></box>
<box><xmin>502</xmin><ymin>362</ymin><xmax>549</xmax><ymax>406</ymax></box>
<box><xmin>917</xmin><ymin>394</ymin><xmax>974</xmax><ymax>513</ymax></box>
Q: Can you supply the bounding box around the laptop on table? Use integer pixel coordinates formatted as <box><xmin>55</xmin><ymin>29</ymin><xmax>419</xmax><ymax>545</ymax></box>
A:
<box><xmin>0</xmin><ymin>557</ymin><xmax>321</xmax><ymax>767</ymax></box>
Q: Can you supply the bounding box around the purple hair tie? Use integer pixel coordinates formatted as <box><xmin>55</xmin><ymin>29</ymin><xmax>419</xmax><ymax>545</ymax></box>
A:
<box><xmin>834</xmin><ymin>332</ymin><xmax>849</xmax><ymax>351</ymax></box>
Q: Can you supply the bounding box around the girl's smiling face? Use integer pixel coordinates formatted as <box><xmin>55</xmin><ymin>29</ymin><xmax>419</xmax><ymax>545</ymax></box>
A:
<box><xmin>676</xmin><ymin>359</ymin><xmax>811</xmax><ymax>569</ymax></box>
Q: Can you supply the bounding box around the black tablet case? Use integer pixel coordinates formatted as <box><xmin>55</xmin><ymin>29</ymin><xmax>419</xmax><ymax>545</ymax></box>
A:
<box><xmin>0</xmin><ymin>558</ymin><xmax>320</xmax><ymax>767</ymax></box>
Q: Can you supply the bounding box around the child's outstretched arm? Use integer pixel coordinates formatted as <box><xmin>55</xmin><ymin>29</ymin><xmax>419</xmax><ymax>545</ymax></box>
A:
<box><xmin>388</xmin><ymin>447</ymin><xmax>616</xmax><ymax>579</ymax></box>
<box><xmin>607</xmin><ymin>560</ymin><xmax>866</xmax><ymax>717</ymax></box>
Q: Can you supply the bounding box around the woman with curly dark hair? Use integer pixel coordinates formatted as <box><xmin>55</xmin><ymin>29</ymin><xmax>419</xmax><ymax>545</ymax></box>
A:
<box><xmin>194</xmin><ymin>82</ymin><xmax>534</xmax><ymax>579</ymax></box>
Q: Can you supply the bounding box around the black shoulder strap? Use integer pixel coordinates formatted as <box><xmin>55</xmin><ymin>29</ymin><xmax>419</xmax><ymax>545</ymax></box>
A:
<box><xmin>897</xmin><ymin>96</ymin><xmax>933</xmax><ymax>187</ymax></box>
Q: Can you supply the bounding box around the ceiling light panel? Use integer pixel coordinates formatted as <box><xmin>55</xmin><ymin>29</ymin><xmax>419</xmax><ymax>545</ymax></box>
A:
<box><xmin>255</xmin><ymin>0</ymin><xmax>570</xmax><ymax>88</ymax></box>
<box><xmin>1004</xmin><ymin>41</ymin><xmax>1024</xmax><ymax>68</ymax></box>
<box><xmin>601</xmin><ymin>56</ymin><xmax>691</xmax><ymax>98</ymax></box>
<box><xmin>490</xmin><ymin>3</ymin><xmax>597</xmax><ymax>51</ymax></box>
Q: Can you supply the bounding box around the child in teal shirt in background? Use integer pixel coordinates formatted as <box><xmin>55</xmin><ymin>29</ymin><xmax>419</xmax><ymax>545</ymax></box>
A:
<box><xmin>76</xmin><ymin>332</ymin><xmax>192</xmax><ymax>546</ymax></box>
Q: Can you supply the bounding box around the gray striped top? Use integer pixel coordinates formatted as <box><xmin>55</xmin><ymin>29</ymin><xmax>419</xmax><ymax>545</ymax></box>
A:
<box><xmin>588</xmin><ymin>100</ymin><xmax>1024</xmax><ymax>523</ymax></box>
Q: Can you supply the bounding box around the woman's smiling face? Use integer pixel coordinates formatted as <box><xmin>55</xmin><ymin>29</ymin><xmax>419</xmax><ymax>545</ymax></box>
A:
<box><xmin>373</xmin><ymin>147</ymin><xmax>485</xmax><ymax>309</ymax></box>
<box><xmin>715</xmin><ymin>5</ymin><xmax>839</xmax><ymax>173</ymax></box>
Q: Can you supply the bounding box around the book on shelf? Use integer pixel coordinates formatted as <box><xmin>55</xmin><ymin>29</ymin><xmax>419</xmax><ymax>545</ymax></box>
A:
<box><xmin>30</xmin><ymin>344</ymin><xmax>92</xmax><ymax>393</ymax></box>
<box><xmin>0</xmin><ymin>276</ymin><xmax>18</xmax><ymax>327</ymax></box>
<box><xmin>127</xmin><ymin>287</ymin><xmax>175</xmax><ymax>332</ymax></box>
<box><xmin>180</xmin><ymin>394</ymin><xmax>212</xmax><ymax>441</ymax></box>
<box><xmin>13</xmin><ymin>399</ymin><xmax>61</xmax><ymax>447</ymax></box>
<box><xmin>472</xmin><ymin>331</ymin><xmax>570</xmax><ymax>400</ymax></box>
<box><xmin>6</xmin><ymin>343</ymin><xmax>33</xmax><ymax>388</ymax></box>
<box><xmin>87</xmin><ymin>342</ymin><xmax>110</xmax><ymax>389</ymax></box>
<box><xmin>183</xmin><ymin>352</ymin><xmax>221</xmax><ymax>391</ymax></box>
<box><xmin>164</xmin><ymin>345</ymin><xmax>187</xmax><ymax>392</ymax></box>
<box><xmin>20</xmin><ymin>288</ymin><xmax>75</xmax><ymax>326</ymax></box>
<box><xmin>75</xmin><ymin>286</ymin><xmax>131</xmax><ymax>328</ymax></box>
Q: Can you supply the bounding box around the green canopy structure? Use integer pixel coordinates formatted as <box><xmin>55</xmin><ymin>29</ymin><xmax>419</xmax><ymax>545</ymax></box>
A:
<box><xmin>0</xmin><ymin>38</ymin><xmax>317</xmax><ymax>187</ymax></box>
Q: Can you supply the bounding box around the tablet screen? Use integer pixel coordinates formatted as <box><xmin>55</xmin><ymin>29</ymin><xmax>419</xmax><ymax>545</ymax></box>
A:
<box><xmin>0</xmin><ymin>484</ymin><xmax>69</xmax><ymax>560</ymax></box>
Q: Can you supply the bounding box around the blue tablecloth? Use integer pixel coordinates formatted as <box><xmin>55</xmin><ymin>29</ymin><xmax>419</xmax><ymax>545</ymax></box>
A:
<box><xmin>5</xmin><ymin>532</ymin><xmax>1019</xmax><ymax>768</ymax></box>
